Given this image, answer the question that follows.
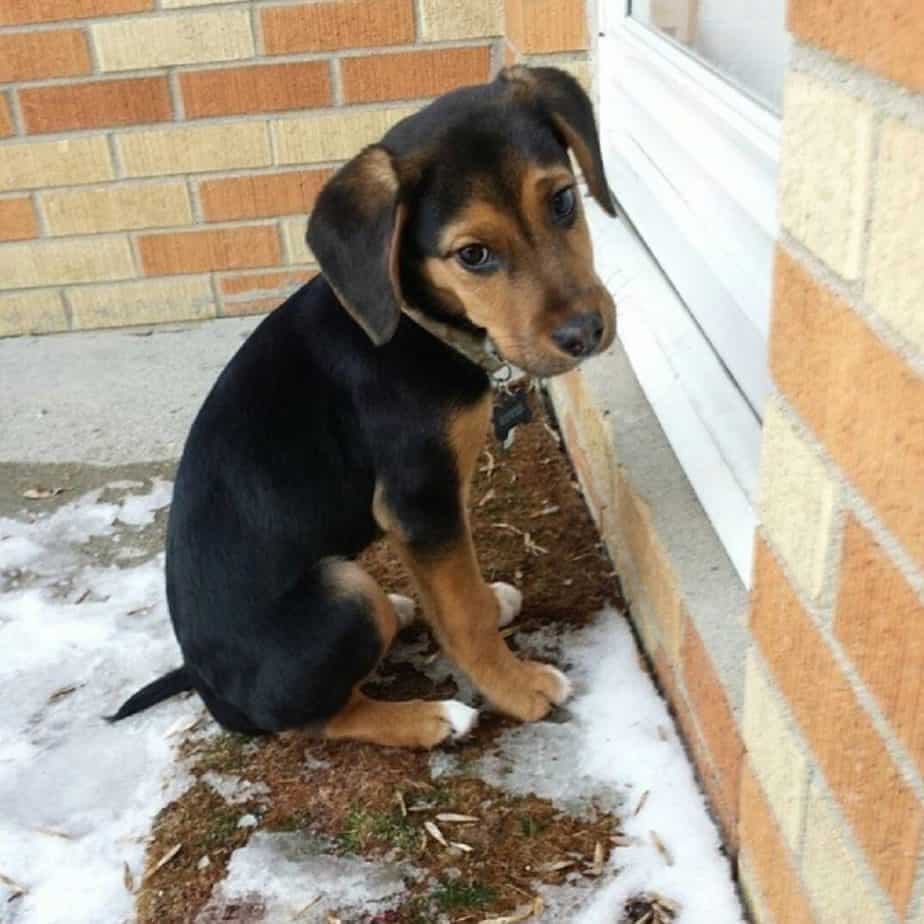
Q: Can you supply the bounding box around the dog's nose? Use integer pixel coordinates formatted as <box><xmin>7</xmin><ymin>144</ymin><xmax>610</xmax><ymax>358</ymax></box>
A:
<box><xmin>552</xmin><ymin>312</ymin><xmax>604</xmax><ymax>358</ymax></box>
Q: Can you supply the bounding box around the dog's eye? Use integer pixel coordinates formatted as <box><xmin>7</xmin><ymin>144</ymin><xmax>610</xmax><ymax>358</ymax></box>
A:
<box><xmin>456</xmin><ymin>244</ymin><xmax>495</xmax><ymax>271</ymax></box>
<box><xmin>550</xmin><ymin>186</ymin><xmax>576</xmax><ymax>224</ymax></box>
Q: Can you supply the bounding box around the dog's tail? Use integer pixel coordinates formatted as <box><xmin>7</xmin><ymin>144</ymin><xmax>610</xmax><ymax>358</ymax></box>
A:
<box><xmin>106</xmin><ymin>666</ymin><xmax>193</xmax><ymax>722</ymax></box>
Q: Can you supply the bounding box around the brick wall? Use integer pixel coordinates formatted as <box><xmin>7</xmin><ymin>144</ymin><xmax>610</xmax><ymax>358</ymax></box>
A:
<box><xmin>740</xmin><ymin>6</ymin><xmax>924</xmax><ymax>920</ymax></box>
<box><xmin>0</xmin><ymin>0</ymin><xmax>586</xmax><ymax>337</ymax></box>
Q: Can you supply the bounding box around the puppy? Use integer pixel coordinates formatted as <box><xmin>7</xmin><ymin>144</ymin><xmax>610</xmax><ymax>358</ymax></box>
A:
<box><xmin>110</xmin><ymin>66</ymin><xmax>616</xmax><ymax>749</ymax></box>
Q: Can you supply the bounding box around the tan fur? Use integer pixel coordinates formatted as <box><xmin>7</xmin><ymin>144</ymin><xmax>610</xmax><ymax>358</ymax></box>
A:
<box><xmin>377</xmin><ymin>396</ymin><xmax>565</xmax><ymax>722</ymax></box>
<box><xmin>421</xmin><ymin>161</ymin><xmax>615</xmax><ymax>377</ymax></box>
<box><xmin>324</xmin><ymin>691</ymin><xmax>466</xmax><ymax>749</ymax></box>
<box><xmin>323</xmin><ymin>558</ymin><xmax>401</xmax><ymax>650</ymax></box>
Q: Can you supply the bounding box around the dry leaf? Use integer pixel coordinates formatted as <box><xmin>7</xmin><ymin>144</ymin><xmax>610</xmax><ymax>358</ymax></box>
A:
<box><xmin>123</xmin><ymin>861</ymin><xmax>134</xmax><ymax>893</ymax></box>
<box><xmin>22</xmin><ymin>486</ymin><xmax>64</xmax><ymax>500</ymax></box>
<box><xmin>0</xmin><ymin>871</ymin><xmax>27</xmax><ymax>896</ymax></box>
<box><xmin>435</xmin><ymin>813</ymin><xmax>479</xmax><ymax>823</ymax></box>
<box><xmin>650</xmin><ymin>830</ymin><xmax>674</xmax><ymax>866</ymax></box>
<box><xmin>424</xmin><ymin>820</ymin><xmax>448</xmax><ymax>847</ymax></box>
<box><xmin>144</xmin><ymin>843</ymin><xmax>182</xmax><ymax>881</ymax></box>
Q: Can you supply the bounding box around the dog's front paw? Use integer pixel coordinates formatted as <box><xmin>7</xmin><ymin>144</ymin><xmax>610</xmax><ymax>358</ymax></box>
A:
<box><xmin>491</xmin><ymin>581</ymin><xmax>522</xmax><ymax>627</ymax></box>
<box><xmin>388</xmin><ymin>593</ymin><xmax>416</xmax><ymax>629</ymax></box>
<box><xmin>503</xmin><ymin>660</ymin><xmax>573</xmax><ymax>722</ymax></box>
<box><xmin>415</xmin><ymin>700</ymin><xmax>479</xmax><ymax>748</ymax></box>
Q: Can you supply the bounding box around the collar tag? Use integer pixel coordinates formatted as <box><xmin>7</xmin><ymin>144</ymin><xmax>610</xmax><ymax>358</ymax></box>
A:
<box><xmin>493</xmin><ymin>388</ymin><xmax>532</xmax><ymax>443</ymax></box>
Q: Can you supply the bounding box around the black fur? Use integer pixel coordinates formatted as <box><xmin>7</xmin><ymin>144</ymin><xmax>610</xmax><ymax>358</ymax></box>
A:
<box><xmin>109</xmin><ymin>66</ymin><xmax>612</xmax><ymax>734</ymax></box>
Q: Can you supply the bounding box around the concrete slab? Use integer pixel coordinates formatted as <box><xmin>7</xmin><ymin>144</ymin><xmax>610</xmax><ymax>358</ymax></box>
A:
<box><xmin>1</xmin><ymin>318</ymin><xmax>260</xmax><ymax>466</ymax></box>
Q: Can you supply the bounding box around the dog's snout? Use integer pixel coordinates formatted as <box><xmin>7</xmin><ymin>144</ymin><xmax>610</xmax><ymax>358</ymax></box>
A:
<box><xmin>552</xmin><ymin>311</ymin><xmax>604</xmax><ymax>358</ymax></box>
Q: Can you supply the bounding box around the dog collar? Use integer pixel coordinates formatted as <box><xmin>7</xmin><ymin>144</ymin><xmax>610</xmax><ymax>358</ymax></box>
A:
<box><xmin>401</xmin><ymin>305</ymin><xmax>506</xmax><ymax>375</ymax></box>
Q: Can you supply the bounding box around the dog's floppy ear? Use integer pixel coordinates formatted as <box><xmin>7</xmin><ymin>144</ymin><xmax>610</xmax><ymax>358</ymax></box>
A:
<box><xmin>500</xmin><ymin>65</ymin><xmax>616</xmax><ymax>216</ymax></box>
<box><xmin>307</xmin><ymin>145</ymin><xmax>407</xmax><ymax>345</ymax></box>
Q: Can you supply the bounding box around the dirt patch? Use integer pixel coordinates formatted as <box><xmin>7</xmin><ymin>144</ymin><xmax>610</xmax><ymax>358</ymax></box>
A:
<box><xmin>135</xmin><ymin>387</ymin><xmax>629</xmax><ymax>923</ymax></box>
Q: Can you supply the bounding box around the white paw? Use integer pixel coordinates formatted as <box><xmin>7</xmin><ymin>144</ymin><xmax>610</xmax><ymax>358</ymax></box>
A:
<box><xmin>491</xmin><ymin>581</ymin><xmax>523</xmax><ymax>628</ymax></box>
<box><xmin>439</xmin><ymin>700</ymin><xmax>479</xmax><ymax>739</ymax></box>
<box><xmin>389</xmin><ymin>593</ymin><xmax>416</xmax><ymax>628</ymax></box>
<box><xmin>541</xmin><ymin>665</ymin><xmax>573</xmax><ymax>706</ymax></box>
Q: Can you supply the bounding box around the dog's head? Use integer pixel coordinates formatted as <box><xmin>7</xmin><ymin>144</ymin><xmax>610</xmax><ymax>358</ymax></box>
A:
<box><xmin>307</xmin><ymin>66</ymin><xmax>617</xmax><ymax>377</ymax></box>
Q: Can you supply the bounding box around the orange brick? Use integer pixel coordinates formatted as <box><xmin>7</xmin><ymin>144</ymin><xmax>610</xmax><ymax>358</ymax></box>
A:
<box><xmin>834</xmin><ymin>516</ymin><xmax>924</xmax><ymax>777</ymax></box>
<box><xmin>0</xmin><ymin>29</ymin><xmax>90</xmax><ymax>83</ymax></box>
<box><xmin>138</xmin><ymin>225</ymin><xmax>280</xmax><ymax>276</ymax></box>
<box><xmin>0</xmin><ymin>95</ymin><xmax>12</xmax><ymax>138</ymax></box>
<box><xmin>771</xmin><ymin>249</ymin><xmax>924</xmax><ymax>571</ymax></box>
<box><xmin>200</xmin><ymin>169</ymin><xmax>332</xmax><ymax>222</ymax></box>
<box><xmin>505</xmin><ymin>0</ymin><xmax>588</xmax><ymax>53</ymax></box>
<box><xmin>0</xmin><ymin>196</ymin><xmax>37</xmax><ymax>241</ymax></box>
<box><xmin>739</xmin><ymin>764</ymin><xmax>818</xmax><ymax>924</ymax></box>
<box><xmin>681</xmin><ymin>620</ymin><xmax>744</xmax><ymax>849</ymax></box>
<box><xmin>789</xmin><ymin>0</ymin><xmax>924</xmax><ymax>93</ymax></box>
<box><xmin>221</xmin><ymin>296</ymin><xmax>281</xmax><ymax>318</ymax></box>
<box><xmin>751</xmin><ymin>537</ymin><xmax>922</xmax><ymax>914</ymax></box>
<box><xmin>180</xmin><ymin>61</ymin><xmax>330</xmax><ymax>120</ymax></box>
<box><xmin>220</xmin><ymin>269</ymin><xmax>310</xmax><ymax>297</ymax></box>
<box><xmin>342</xmin><ymin>46</ymin><xmax>491</xmax><ymax>103</ymax></box>
<box><xmin>20</xmin><ymin>77</ymin><xmax>171</xmax><ymax>135</ymax></box>
<box><xmin>0</xmin><ymin>0</ymin><xmax>150</xmax><ymax>25</ymax></box>
<box><xmin>261</xmin><ymin>0</ymin><xmax>413</xmax><ymax>55</ymax></box>
<box><xmin>503</xmin><ymin>41</ymin><xmax>519</xmax><ymax>66</ymax></box>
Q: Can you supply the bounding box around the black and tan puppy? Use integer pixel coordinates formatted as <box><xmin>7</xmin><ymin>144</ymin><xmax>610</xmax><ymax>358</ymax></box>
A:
<box><xmin>110</xmin><ymin>66</ymin><xmax>616</xmax><ymax>748</ymax></box>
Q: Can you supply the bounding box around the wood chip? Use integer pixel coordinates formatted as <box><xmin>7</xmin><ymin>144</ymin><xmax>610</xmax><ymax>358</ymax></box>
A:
<box><xmin>480</xmin><ymin>450</ymin><xmax>496</xmax><ymax>478</ymax></box>
<box><xmin>22</xmin><ymin>486</ymin><xmax>64</xmax><ymax>500</ymax></box>
<box><xmin>500</xmin><ymin>626</ymin><xmax>517</xmax><ymax>638</ymax></box>
<box><xmin>0</xmin><ymin>871</ymin><xmax>27</xmax><ymax>897</ymax></box>
<box><xmin>652</xmin><ymin>893</ymin><xmax>680</xmax><ymax>914</ymax></box>
<box><xmin>75</xmin><ymin>589</ymin><xmax>91</xmax><ymax>604</ymax></box>
<box><xmin>435</xmin><ymin>813</ymin><xmax>479</xmax><ymax>823</ymax></box>
<box><xmin>542</xmin><ymin>422</ymin><xmax>562</xmax><ymax>446</ymax></box>
<box><xmin>395</xmin><ymin>791</ymin><xmax>407</xmax><ymax>818</ymax></box>
<box><xmin>529</xmin><ymin>504</ymin><xmax>560</xmax><ymax>518</ymax></box>
<box><xmin>650</xmin><ymin>830</ymin><xmax>674</xmax><ymax>866</ymax></box>
<box><xmin>424</xmin><ymin>820</ymin><xmax>448</xmax><ymax>847</ymax></box>
<box><xmin>33</xmin><ymin>826</ymin><xmax>74</xmax><ymax>839</ymax></box>
<box><xmin>536</xmin><ymin>859</ymin><xmax>575</xmax><ymax>873</ymax></box>
<box><xmin>450</xmin><ymin>841</ymin><xmax>473</xmax><ymax>853</ymax></box>
<box><xmin>522</xmin><ymin>532</ymin><xmax>548</xmax><ymax>556</ymax></box>
<box><xmin>144</xmin><ymin>843</ymin><xmax>182</xmax><ymax>881</ymax></box>
<box><xmin>585</xmin><ymin>840</ymin><xmax>605</xmax><ymax>877</ymax></box>
<box><xmin>478</xmin><ymin>488</ymin><xmax>496</xmax><ymax>507</ymax></box>
<box><xmin>123</xmin><ymin>861</ymin><xmax>134</xmax><ymax>893</ymax></box>
<box><xmin>633</xmin><ymin>789</ymin><xmax>650</xmax><ymax>816</ymax></box>
<box><xmin>478</xmin><ymin>895</ymin><xmax>543</xmax><ymax>924</ymax></box>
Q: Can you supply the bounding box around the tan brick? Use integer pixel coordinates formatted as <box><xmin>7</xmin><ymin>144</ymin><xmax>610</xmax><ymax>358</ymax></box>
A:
<box><xmin>788</xmin><ymin>0</ymin><xmax>924</xmax><ymax>93</ymax></box>
<box><xmin>0</xmin><ymin>136</ymin><xmax>113</xmax><ymax>192</ymax></box>
<box><xmin>0</xmin><ymin>236</ymin><xmax>133</xmax><ymax>288</ymax></box>
<box><xmin>162</xmin><ymin>0</ymin><xmax>229</xmax><ymax>5</ymax></box>
<box><xmin>0</xmin><ymin>196</ymin><xmax>37</xmax><ymax>241</ymax></box>
<box><xmin>866</xmin><ymin>119</ymin><xmax>924</xmax><ymax>353</ymax></box>
<box><xmin>41</xmin><ymin>181</ymin><xmax>192</xmax><ymax>235</ymax></box>
<box><xmin>342</xmin><ymin>47</ymin><xmax>492</xmax><ymax>104</ymax></box>
<box><xmin>0</xmin><ymin>95</ymin><xmax>11</xmax><ymax>138</ymax></box>
<box><xmin>117</xmin><ymin>122</ymin><xmax>270</xmax><ymax>178</ymax></box>
<box><xmin>834</xmin><ymin>516</ymin><xmax>924</xmax><ymax>778</ymax></box>
<box><xmin>220</xmin><ymin>269</ymin><xmax>309</xmax><ymax>297</ymax></box>
<box><xmin>280</xmin><ymin>216</ymin><xmax>315</xmax><ymax>265</ymax></box>
<box><xmin>758</xmin><ymin>396</ymin><xmax>840</xmax><ymax>601</ymax></box>
<box><xmin>0</xmin><ymin>29</ymin><xmax>90</xmax><ymax>83</ymax></box>
<box><xmin>20</xmin><ymin>77</ymin><xmax>172</xmax><ymax>135</ymax></box>
<box><xmin>743</xmin><ymin>647</ymin><xmax>809</xmax><ymax>851</ymax></box>
<box><xmin>261</xmin><ymin>0</ymin><xmax>413</xmax><ymax>55</ymax></box>
<box><xmin>0</xmin><ymin>290</ymin><xmax>68</xmax><ymax>337</ymax></box>
<box><xmin>419</xmin><ymin>0</ymin><xmax>503</xmax><ymax>41</ymax></box>
<box><xmin>138</xmin><ymin>225</ymin><xmax>280</xmax><ymax>276</ymax></box>
<box><xmin>751</xmin><ymin>537</ymin><xmax>922</xmax><ymax>915</ymax></box>
<box><xmin>681</xmin><ymin>619</ymin><xmax>744</xmax><ymax>847</ymax></box>
<box><xmin>199</xmin><ymin>168</ymin><xmax>332</xmax><ymax>222</ymax></box>
<box><xmin>771</xmin><ymin>249</ymin><xmax>924</xmax><ymax>572</ymax></box>
<box><xmin>779</xmin><ymin>73</ymin><xmax>874</xmax><ymax>280</ymax></box>
<box><xmin>802</xmin><ymin>780</ymin><xmax>890</xmax><ymax>924</ymax></box>
<box><xmin>505</xmin><ymin>0</ymin><xmax>588</xmax><ymax>53</ymax></box>
<box><xmin>92</xmin><ymin>10</ymin><xmax>253</xmax><ymax>72</ymax></box>
<box><xmin>503</xmin><ymin>41</ymin><xmax>518</xmax><ymax>67</ymax></box>
<box><xmin>0</xmin><ymin>0</ymin><xmax>149</xmax><ymax>25</ymax></box>
<box><xmin>180</xmin><ymin>61</ymin><xmax>329</xmax><ymax>119</ymax></box>
<box><xmin>739</xmin><ymin>764</ymin><xmax>817</xmax><ymax>924</ymax></box>
<box><xmin>68</xmin><ymin>276</ymin><xmax>214</xmax><ymax>329</ymax></box>
<box><xmin>273</xmin><ymin>106</ymin><xmax>416</xmax><ymax>165</ymax></box>
<box><xmin>221</xmin><ymin>295</ymin><xmax>280</xmax><ymax>317</ymax></box>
